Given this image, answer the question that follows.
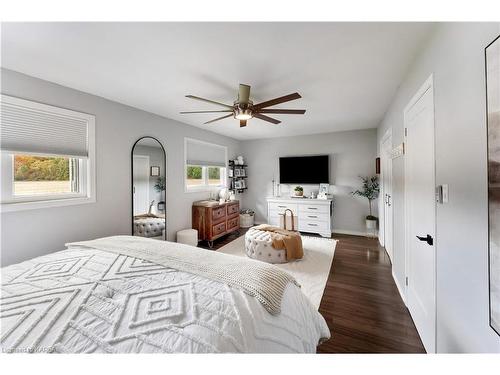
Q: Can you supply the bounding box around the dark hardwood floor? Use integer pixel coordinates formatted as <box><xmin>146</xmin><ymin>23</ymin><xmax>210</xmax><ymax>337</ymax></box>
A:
<box><xmin>199</xmin><ymin>229</ymin><xmax>425</xmax><ymax>353</ymax></box>
<box><xmin>197</xmin><ymin>228</ymin><xmax>250</xmax><ymax>250</ymax></box>
<box><xmin>317</xmin><ymin>234</ymin><xmax>425</xmax><ymax>353</ymax></box>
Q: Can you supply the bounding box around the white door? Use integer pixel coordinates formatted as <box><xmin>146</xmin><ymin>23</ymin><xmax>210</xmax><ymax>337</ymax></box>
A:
<box><xmin>133</xmin><ymin>155</ymin><xmax>150</xmax><ymax>216</ymax></box>
<box><xmin>381</xmin><ymin>136</ymin><xmax>393</xmax><ymax>261</ymax></box>
<box><xmin>404</xmin><ymin>77</ymin><xmax>436</xmax><ymax>353</ymax></box>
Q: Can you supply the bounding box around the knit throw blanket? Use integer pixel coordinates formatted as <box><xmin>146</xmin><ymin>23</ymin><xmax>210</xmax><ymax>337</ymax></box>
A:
<box><xmin>66</xmin><ymin>235</ymin><xmax>299</xmax><ymax>315</ymax></box>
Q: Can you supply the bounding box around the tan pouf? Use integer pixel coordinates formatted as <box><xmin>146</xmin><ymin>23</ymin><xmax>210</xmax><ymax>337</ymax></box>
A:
<box><xmin>245</xmin><ymin>227</ymin><xmax>287</xmax><ymax>264</ymax></box>
<box><xmin>177</xmin><ymin>229</ymin><xmax>198</xmax><ymax>247</ymax></box>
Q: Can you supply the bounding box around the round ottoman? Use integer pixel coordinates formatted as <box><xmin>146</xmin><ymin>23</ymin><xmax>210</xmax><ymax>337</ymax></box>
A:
<box><xmin>177</xmin><ymin>229</ymin><xmax>198</xmax><ymax>247</ymax></box>
<box><xmin>244</xmin><ymin>228</ymin><xmax>287</xmax><ymax>264</ymax></box>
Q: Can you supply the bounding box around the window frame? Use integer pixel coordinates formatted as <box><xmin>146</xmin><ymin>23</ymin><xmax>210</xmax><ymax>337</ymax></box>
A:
<box><xmin>0</xmin><ymin>100</ymin><xmax>96</xmax><ymax>212</ymax></box>
<box><xmin>184</xmin><ymin>138</ymin><xmax>228</xmax><ymax>193</ymax></box>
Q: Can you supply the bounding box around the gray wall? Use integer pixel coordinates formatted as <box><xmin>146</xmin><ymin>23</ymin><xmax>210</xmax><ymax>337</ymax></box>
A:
<box><xmin>0</xmin><ymin>69</ymin><xmax>240</xmax><ymax>266</ymax></box>
<box><xmin>240</xmin><ymin>129</ymin><xmax>378</xmax><ymax>234</ymax></box>
<box><xmin>377</xmin><ymin>23</ymin><xmax>500</xmax><ymax>352</ymax></box>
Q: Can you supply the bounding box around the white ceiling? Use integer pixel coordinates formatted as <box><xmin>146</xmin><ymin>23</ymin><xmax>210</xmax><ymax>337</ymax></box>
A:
<box><xmin>1</xmin><ymin>22</ymin><xmax>435</xmax><ymax>140</ymax></box>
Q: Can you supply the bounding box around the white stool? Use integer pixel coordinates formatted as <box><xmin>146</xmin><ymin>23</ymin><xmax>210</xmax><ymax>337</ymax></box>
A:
<box><xmin>244</xmin><ymin>228</ymin><xmax>287</xmax><ymax>264</ymax></box>
<box><xmin>177</xmin><ymin>229</ymin><xmax>198</xmax><ymax>247</ymax></box>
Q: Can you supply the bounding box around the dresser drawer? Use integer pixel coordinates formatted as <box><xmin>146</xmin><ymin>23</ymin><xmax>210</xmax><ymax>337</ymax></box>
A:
<box><xmin>212</xmin><ymin>206</ymin><xmax>226</xmax><ymax>221</ymax></box>
<box><xmin>298</xmin><ymin>220</ymin><xmax>330</xmax><ymax>233</ymax></box>
<box><xmin>227</xmin><ymin>216</ymin><xmax>239</xmax><ymax>230</ymax></box>
<box><xmin>268</xmin><ymin>202</ymin><xmax>298</xmax><ymax>214</ymax></box>
<box><xmin>227</xmin><ymin>202</ymin><xmax>239</xmax><ymax>216</ymax></box>
<box><xmin>301</xmin><ymin>212</ymin><xmax>330</xmax><ymax>221</ymax></box>
<box><xmin>212</xmin><ymin>221</ymin><xmax>226</xmax><ymax>236</ymax></box>
<box><xmin>298</xmin><ymin>204</ymin><xmax>330</xmax><ymax>214</ymax></box>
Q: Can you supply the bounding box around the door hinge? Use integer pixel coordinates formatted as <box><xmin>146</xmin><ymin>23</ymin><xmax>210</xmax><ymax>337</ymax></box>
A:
<box><xmin>404</xmin><ymin>127</ymin><xmax>408</xmax><ymax>137</ymax></box>
<box><xmin>405</xmin><ymin>277</ymin><xmax>408</xmax><ymax>286</ymax></box>
<box><xmin>402</xmin><ymin>142</ymin><xmax>405</xmax><ymax>155</ymax></box>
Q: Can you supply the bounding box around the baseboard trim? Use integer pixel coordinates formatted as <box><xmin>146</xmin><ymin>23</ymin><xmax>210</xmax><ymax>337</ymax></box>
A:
<box><xmin>392</xmin><ymin>269</ymin><xmax>407</xmax><ymax>306</ymax></box>
<box><xmin>332</xmin><ymin>229</ymin><xmax>367</xmax><ymax>237</ymax></box>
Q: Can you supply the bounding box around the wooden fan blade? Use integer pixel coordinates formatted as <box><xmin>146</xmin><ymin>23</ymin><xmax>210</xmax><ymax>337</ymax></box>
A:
<box><xmin>238</xmin><ymin>84</ymin><xmax>251</xmax><ymax>104</ymax></box>
<box><xmin>240</xmin><ymin>120</ymin><xmax>247</xmax><ymax>127</ymax></box>
<box><xmin>185</xmin><ymin>95</ymin><xmax>233</xmax><ymax>109</ymax></box>
<box><xmin>253</xmin><ymin>113</ymin><xmax>281</xmax><ymax>124</ymax></box>
<box><xmin>253</xmin><ymin>92</ymin><xmax>301</xmax><ymax>109</ymax></box>
<box><xmin>204</xmin><ymin>114</ymin><xmax>233</xmax><ymax>124</ymax></box>
<box><xmin>180</xmin><ymin>110</ymin><xmax>233</xmax><ymax>114</ymax></box>
<box><xmin>257</xmin><ymin>109</ymin><xmax>306</xmax><ymax>114</ymax></box>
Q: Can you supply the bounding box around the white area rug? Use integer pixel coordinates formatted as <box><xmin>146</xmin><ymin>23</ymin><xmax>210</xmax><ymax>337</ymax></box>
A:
<box><xmin>218</xmin><ymin>235</ymin><xmax>337</xmax><ymax>309</ymax></box>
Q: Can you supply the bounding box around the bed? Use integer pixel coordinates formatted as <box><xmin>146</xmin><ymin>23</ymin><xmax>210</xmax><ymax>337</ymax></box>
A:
<box><xmin>0</xmin><ymin>236</ymin><xmax>330</xmax><ymax>353</ymax></box>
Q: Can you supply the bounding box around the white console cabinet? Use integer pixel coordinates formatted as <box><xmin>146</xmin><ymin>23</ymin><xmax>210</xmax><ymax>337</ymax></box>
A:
<box><xmin>266</xmin><ymin>197</ymin><xmax>333</xmax><ymax>238</ymax></box>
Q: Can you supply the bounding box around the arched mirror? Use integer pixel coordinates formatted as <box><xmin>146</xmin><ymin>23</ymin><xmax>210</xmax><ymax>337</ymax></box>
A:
<box><xmin>131</xmin><ymin>136</ymin><xmax>166</xmax><ymax>240</ymax></box>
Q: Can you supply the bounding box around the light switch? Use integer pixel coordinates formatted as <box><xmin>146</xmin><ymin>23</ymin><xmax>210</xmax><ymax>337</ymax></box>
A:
<box><xmin>442</xmin><ymin>184</ymin><xmax>449</xmax><ymax>203</ymax></box>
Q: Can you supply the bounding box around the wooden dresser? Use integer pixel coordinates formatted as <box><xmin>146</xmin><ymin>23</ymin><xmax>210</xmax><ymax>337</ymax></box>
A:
<box><xmin>192</xmin><ymin>200</ymin><xmax>240</xmax><ymax>248</ymax></box>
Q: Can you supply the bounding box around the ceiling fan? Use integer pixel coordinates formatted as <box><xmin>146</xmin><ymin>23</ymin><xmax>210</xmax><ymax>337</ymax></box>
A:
<box><xmin>180</xmin><ymin>84</ymin><xmax>306</xmax><ymax>127</ymax></box>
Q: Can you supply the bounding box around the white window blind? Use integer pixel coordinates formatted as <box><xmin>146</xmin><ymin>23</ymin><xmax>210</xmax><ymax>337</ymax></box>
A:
<box><xmin>0</xmin><ymin>95</ymin><xmax>93</xmax><ymax>158</ymax></box>
<box><xmin>185</xmin><ymin>138</ymin><xmax>227</xmax><ymax>167</ymax></box>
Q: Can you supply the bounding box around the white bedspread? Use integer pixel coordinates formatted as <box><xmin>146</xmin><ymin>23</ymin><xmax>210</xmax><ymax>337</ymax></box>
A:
<box><xmin>0</xmin><ymin>241</ymin><xmax>330</xmax><ymax>353</ymax></box>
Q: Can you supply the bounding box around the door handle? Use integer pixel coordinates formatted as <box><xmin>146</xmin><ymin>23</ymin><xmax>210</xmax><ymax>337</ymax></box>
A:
<box><xmin>416</xmin><ymin>234</ymin><xmax>433</xmax><ymax>246</ymax></box>
<box><xmin>388</xmin><ymin>195</ymin><xmax>391</xmax><ymax>207</ymax></box>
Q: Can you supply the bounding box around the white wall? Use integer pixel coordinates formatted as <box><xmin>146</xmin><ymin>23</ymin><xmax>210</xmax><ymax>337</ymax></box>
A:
<box><xmin>377</xmin><ymin>23</ymin><xmax>500</xmax><ymax>352</ymax></box>
<box><xmin>240</xmin><ymin>129</ymin><xmax>378</xmax><ymax>234</ymax></box>
<box><xmin>0</xmin><ymin>69</ymin><xmax>240</xmax><ymax>266</ymax></box>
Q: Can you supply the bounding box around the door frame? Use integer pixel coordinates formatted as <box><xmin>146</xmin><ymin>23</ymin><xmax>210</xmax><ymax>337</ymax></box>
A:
<box><xmin>378</xmin><ymin>128</ymin><xmax>392</xmax><ymax>249</ymax></box>
<box><xmin>132</xmin><ymin>154</ymin><xmax>150</xmax><ymax>216</ymax></box>
<box><xmin>403</xmin><ymin>74</ymin><xmax>437</xmax><ymax>352</ymax></box>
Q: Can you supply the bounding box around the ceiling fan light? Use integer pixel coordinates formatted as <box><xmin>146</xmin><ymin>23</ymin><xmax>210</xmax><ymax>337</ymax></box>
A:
<box><xmin>234</xmin><ymin>108</ymin><xmax>253</xmax><ymax>120</ymax></box>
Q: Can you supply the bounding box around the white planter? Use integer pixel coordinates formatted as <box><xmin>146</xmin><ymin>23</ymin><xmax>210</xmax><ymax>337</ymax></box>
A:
<box><xmin>366</xmin><ymin>219</ymin><xmax>377</xmax><ymax>229</ymax></box>
<box><xmin>240</xmin><ymin>213</ymin><xmax>255</xmax><ymax>228</ymax></box>
<box><xmin>366</xmin><ymin>218</ymin><xmax>377</xmax><ymax>238</ymax></box>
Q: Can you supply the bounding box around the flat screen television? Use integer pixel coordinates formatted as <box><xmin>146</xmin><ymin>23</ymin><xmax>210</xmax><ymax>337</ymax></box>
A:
<box><xmin>279</xmin><ymin>155</ymin><xmax>329</xmax><ymax>184</ymax></box>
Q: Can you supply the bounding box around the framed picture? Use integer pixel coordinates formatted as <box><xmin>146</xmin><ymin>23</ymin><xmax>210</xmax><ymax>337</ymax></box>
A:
<box><xmin>234</xmin><ymin>168</ymin><xmax>242</xmax><ymax>177</ymax></box>
<box><xmin>486</xmin><ymin>35</ymin><xmax>500</xmax><ymax>336</ymax></box>
<box><xmin>228</xmin><ymin>169</ymin><xmax>234</xmax><ymax>178</ymax></box>
<box><xmin>319</xmin><ymin>183</ymin><xmax>329</xmax><ymax>195</ymax></box>
<box><xmin>234</xmin><ymin>180</ymin><xmax>243</xmax><ymax>189</ymax></box>
<box><xmin>150</xmin><ymin>166</ymin><xmax>160</xmax><ymax>176</ymax></box>
<box><xmin>239</xmin><ymin>168</ymin><xmax>246</xmax><ymax>177</ymax></box>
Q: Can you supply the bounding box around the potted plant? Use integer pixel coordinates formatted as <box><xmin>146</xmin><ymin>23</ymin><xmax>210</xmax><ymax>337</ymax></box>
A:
<box><xmin>154</xmin><ymin>177</ymin><xmax>165</xmax><ymax>193</ymax></box>
<box><xmin>351</xmin><ymin>176</ymin><xmax>380</xmax><ymax>233</ymax></box>
<box><xmin>154</xmin><ymin>177</ymin><xmax>166</xmax><ymax>212</ymax></box>
<box><xmin>294</xmin><ymin>186</ymin><xmax>304</xmax><ymax>197</ymax></box>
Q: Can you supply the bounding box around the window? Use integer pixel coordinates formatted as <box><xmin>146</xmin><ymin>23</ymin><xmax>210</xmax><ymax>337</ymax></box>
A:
<box><xmin>184</xmin><ymin>138</ymin><xmax>227</xmax><ymax>191</ymax></box>
<box><xmin>14</xmin><ymin>155</ymin><xmax>78</xmax><ymax>196</ymax></box>
<box><xmin>0</xmin><ymin>95</ymin><xmax>95</xmax><ymax>211</ymax></box>
<box><xmin>185</xmin><ymin>165</ymin><xmax>226</xmax><ymax>189</ymax></box>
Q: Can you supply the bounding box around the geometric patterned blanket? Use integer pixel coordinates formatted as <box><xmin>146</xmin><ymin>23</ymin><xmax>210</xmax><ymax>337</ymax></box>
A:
<box><xmin>0</xmin><ymin>246</ymin><xmax>330</xmax><ymax>353</ymax></box>
<box><xmin>66</xmin><ymin>236</ymin><xmax>300</xmax><ymax>315</ymax></box>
